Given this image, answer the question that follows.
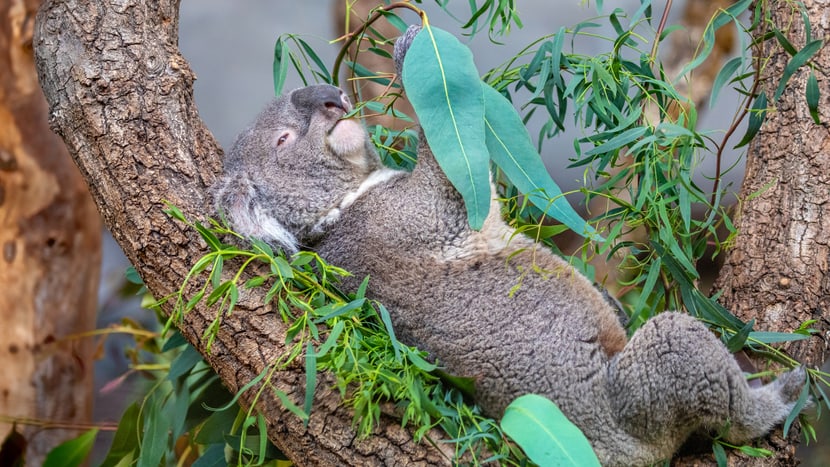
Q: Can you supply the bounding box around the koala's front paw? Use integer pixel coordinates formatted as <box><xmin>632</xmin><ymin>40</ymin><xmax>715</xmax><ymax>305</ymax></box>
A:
<box><xmin>394</xmin><ymin>25</ymin><xmax>423</xmax><ymax>78</ymax></box>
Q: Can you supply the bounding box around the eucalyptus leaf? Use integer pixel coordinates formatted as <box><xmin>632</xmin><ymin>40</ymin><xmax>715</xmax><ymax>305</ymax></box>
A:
<box><xmin>43</xmin><ymin>429</ymin><xmax>98</xmax><ymax>467</ymax></box>
<box><xmin>402</xmin><ymin>26</ymin><xmax>491</xmax><ymax>230</ymax></box>
<box><xmin>501</xmin><ymin>394</ymin><xmax>600</xmax><ymax>466</ymax></box>
<box><xmin>481</xmin><ymin>83</ymin><xmax>596</xmax><ymax>238</ymax></box>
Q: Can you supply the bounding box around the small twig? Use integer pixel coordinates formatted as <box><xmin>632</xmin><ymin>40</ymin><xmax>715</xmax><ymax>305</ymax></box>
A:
<box><xmin>709</xmin><ymin>5</ymin><xmax>769</xmax><ymax>208</ymax></box>
<box><xmin>332</xmin><ymin>1</ymin><xmax>426</xmax><ymax>87</ymax></box>
<box><xmin>649</xmin><ymin>0</ymin><xmax>674</xmax><ymax>62</ymax></box>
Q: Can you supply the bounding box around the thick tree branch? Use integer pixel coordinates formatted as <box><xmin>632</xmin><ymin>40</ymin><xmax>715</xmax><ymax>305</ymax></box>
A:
<box><xmin>33</xmin><ymin>0</ymin><xmax>448</xmax><ymax>464</ymax></box>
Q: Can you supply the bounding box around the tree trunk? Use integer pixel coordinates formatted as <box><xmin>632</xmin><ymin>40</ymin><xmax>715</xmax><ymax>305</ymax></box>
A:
<box><xmin>0</xmin><ymin>0</ymin><xmax>100</xmax><ymax>464</ymax></box>
<box><xmin>686</xmin><ymin>1</ymin><xmax>830</xmax><ymax>465</ymax></box>
<box><xmin>33</xmin><ymin>0</ymin><xmax>450</xmax><ymax>465</ymax></box>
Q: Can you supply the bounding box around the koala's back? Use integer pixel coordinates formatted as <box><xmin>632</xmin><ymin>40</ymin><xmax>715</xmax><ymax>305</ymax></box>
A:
<box><xmin>314</xmin><ymin>152</ymin><xmax>627</xmax><ymax>421</ymax></box>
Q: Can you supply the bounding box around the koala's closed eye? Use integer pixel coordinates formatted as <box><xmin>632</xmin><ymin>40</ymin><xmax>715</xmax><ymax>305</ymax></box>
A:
<box><xmin>275</xmin><ymin>130</ymin><xmax>295</xmax><ymax>147</ymax></box>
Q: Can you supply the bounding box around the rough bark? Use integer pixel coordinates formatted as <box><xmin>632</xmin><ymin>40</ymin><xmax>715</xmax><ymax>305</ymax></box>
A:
<box><xmin>700</xmin><ymin>1</ymin><xmax>830</xmax><ymax>465</ymax></box>
<box><xmin>33</xmin><ymin>0</ymin><xmax>449</xmax><ymax>465</ymax></box>
<box><xmin>0</xmin><ymin>0</ymin><xmax>100</xmax><ymax>464</ymax></box>
<box><xmin>714</xmin><ymin>0</ymin><xmax>830</xmax><ymax>376</ymax></box>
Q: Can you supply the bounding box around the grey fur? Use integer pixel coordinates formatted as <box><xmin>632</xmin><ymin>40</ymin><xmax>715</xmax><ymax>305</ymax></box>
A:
<box><xmin>212</xmin><ymin>31</ymin><xmax>807</xmax><ymax>465</ymax></box>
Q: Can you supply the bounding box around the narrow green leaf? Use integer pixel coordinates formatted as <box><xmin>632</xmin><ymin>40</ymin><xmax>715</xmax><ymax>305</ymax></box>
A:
<box><xmin>713</xmin><ymin>441</ymin><xmax>728</xmax><ymax>467</ymax></box>
<box><xmin>377</xmin><ymin>303</ymin><xmax>402</xmax><ymax>362</ymax></box>
<box><xmin>206</xmin><ymin>368</ymin><xmax>270</xmax><ymax>412</ymax></box>
<box><xmin>481</xmin><ymin>84</ymin><xmax>597</xmax><ymax>238</ymax></box>
<box><xmin>304</xmin><ymin>342</ymin><xmax>317</xmax><ymax>426</ymax></box>
<box><xmin>404</xmin><ymin>347</ymin><xmax>437</xmax><ymax>372</ymax></box>
<box><xmin>501</xmin><ymin>394</ymin><xmax>600</xmax><ymax>466</ymax></box>
<box><xmin>402</xmin><ymin>26</ymin><xmax>491</xmax><ymax>230</ymax></box>
<box><xmin>138</xmin><ymin>395</ymin><xmax>170</xmax><ymax>467</ymax></box>
<box><xmin>726</xmin><ymin>319</ymin><xmax>754</xmax><ymax>352</ymax></box>
<box><xmin>748</xmin><ymin>331</ymin><xmax>810</xmax><ymax>344</ymax></box>
<box><xmin>712</xmin><ymin>0</ymin><xmax>752</xmax><ymax>31</ymax></box>
<box><xmin>273</xmin><ymin>37</ymin><xmax>290</xmax><ymax>95</ymax></box>
<box><xmin>585</xmin><ymin>126</ymin><xmax>648</xmax><ymax>157</ymax></box>
<box><xmin>100</xmin><ymin>403</ymin><xmax>140</xmax><ymax>467</ymax></box>
<box><xmin>195</xmin><ymin>222</ymin><xmax>223</xmax><ymax>252</ymax></box>
<box><xmin>209</xmin><ymin>255</ymin><xmax>223</xmax><ymax>289</ymax></box>
<box><xmin>773</xmin><ymin>28</ymin><xmax>798</xmax><ymax>56</ymax></box>
<box><xmin>316</xmin><ymin>320</ymin><xmax>345</xmax><ymax>358</ymax></box>
<box><xmin>168</xmin><ymin>345</ymin><xmax>203</xmax><ymax>381</ymax></box>
<box><xmin>125</xmin><ymin>266</ymin><xmax>144</xmax><ymax>285</ymax></box>
<box><xmin>163</xmin><ymin>203</ymin><xmax>187</xmax><ymax>222</ymax></box>
<box><xmin>675</xmin><ymin>22</ymin><xmax>715</xmax><ymax>80</ymax></box>
<box><xmin>43</xmin><ymin>429</ymin><xmax>98</xmax><ymax>467</ymax></box>
<box><xmin>273</xmin><ymin>389</ymin><xmax>309</xmax><ymax>422</ymax></box>
<box><xmin>378</xmin><ymin>10</ymin><xmax>407</xmax><ymax>32</ymax></box>
<box><xmin>206</xmin><ymin>281</ymin><xmax>232</xmax><ymax>307</ymax></box>
<box><xmin>774</xmin><ymin>39</ymin><xmax>823</xmax><ymax>101</ymax></box>
<box><xmin>806</xmin><ymin>71</ymin><xmax>821</xmax><ymax>124</ymax></box>
<box><xmin>709</xmin><ymin>56</ymin><xmax>742</xmax><ymax>108</ymax></box>
<box><xmin>256</xmin><ymin>414</ymin><xmax>269</xmax><ymax>463</ymax></box>
<box><xmin>734</xmin><ymin>92</ymin><xmax>767</xmax><ymax>148</ymax></box>
<box><xmin>296</xmin><ymin>38</ymin><xmax>332</xmax><ymax>83</ymax></box>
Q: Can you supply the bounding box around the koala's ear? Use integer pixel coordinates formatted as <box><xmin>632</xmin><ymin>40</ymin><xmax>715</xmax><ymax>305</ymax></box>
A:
<box><xmin>212</xmin><ymin>175</ymin><xmax>299</xmax><ymax>254</ymax></box>
<box><xmin>394</xmin><ymin>25</ymin><xmax>423</xmax><ymax>79</ymax></box>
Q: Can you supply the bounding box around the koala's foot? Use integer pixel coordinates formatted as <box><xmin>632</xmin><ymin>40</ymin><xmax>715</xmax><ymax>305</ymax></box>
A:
<box><xmin>605</xmin><ymin>312</ymin><xmax>809</xmax><ymax>461</ymax></box>
<box><xmin>723</xmin><ymin>366</ymin><xmax>809</xmax><ymax>444</ymax></box>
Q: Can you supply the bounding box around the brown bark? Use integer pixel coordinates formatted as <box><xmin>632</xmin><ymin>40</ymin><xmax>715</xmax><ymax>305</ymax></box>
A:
<box><xmin>714</xmin><ymin>0</ymin><xmax>830</xmax><ymax>374</ymax></box>
<box><xmin>33</xmin><ymin>0</ymin><xmax>449</xmax><ymax>465</ymax></box>
<box><xmin>0</xmin><ymin>0</ymin><xmax>100</xmax><ymax>464</ymax></box>
<box><xmin>691</xmin><ymin>1</ymin><xmax>830</xmax><ymax>465</ymax></box>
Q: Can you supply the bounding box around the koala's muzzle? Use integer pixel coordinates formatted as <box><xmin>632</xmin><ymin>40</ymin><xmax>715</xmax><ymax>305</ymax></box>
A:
<box><xmin>290</xmin><ymin>84</ymin><xmax>352</xmax><ymax>121</ymax></box>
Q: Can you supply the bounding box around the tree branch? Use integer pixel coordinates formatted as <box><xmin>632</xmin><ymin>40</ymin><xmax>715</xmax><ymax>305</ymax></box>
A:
<box><xmin>33</xmin><ymin>0</ymin><xmax>449</xmax><ymax>464</ymax></box>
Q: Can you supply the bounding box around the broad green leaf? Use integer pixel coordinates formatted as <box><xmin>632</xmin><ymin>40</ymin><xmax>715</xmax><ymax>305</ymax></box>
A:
<box><xmin>99</xmin><ymin>403</ymin><xmax>140</xmax><ymax>467</ymax></box>
<box><xmin>501</xmin><ymin>394</ymin><xmax>600</xmax><ymax>466</ymax></box>
<box><xmin>138</xmin><ymin>394</ymin><xmax>170</xmax><ymax>467</ymax></box>
<box><xmin>43</xmin><ymin>429</ymin><xmax>98</xmax><ymax>467</ymax></box>
<box><xmin>194</xmin><ymin>408</ymin><xmax>239</xmax><ymax>444</ymax></box>
<box><xmin>191</xmin><ymin>444</ymin><xmax>227</xmax><ymax>467</ymax></box>
<box><xmin>481</xmin><ymin>83</ymin><xmax>596</xmax><ymax>238</ymax></box>
<box><xmin>402</xmin><ymin>26</ymin><xmax>491</xmax><ymax>230</ymax></box>
<box><xmin>168</xmin><ymin>344</ymin><xmax>203</xmax><ymax>381</ymax></box>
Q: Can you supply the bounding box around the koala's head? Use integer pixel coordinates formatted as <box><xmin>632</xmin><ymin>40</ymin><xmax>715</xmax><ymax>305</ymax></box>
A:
<box><xmin>214</xmin><ymin>84</ymin><xmax>382</xmax><ymax>252</ymax></box>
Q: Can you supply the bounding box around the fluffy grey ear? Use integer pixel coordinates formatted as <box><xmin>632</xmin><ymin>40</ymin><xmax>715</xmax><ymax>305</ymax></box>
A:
<box><xmin>212</xmin><ymin>175</ymin><xmax>299</xmax><ymax>254</ymax></box>
<box><xmin>394</xmin><ymin>25</ymin><xmax>423</xmax><ymax>79</ymax></box>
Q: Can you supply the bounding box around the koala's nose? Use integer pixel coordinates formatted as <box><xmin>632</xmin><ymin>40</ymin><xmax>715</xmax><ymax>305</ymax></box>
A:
<box><xmin>291</xmin><ymin>84</ymin><xmax>352</xmax><ymax>114</ymax></box>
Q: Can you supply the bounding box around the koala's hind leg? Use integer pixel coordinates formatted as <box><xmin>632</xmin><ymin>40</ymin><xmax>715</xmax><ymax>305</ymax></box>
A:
<box><xmin>607</xmin><ymin>312</ymin><xmax>805</xmax><ymax>455</ymax></box>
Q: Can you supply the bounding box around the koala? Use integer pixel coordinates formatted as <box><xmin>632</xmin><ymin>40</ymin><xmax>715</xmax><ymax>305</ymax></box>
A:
<box><xmin>212</xmin><ymin>29</ymin><xmax>807</xmax><ymax>466</ymax></box>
